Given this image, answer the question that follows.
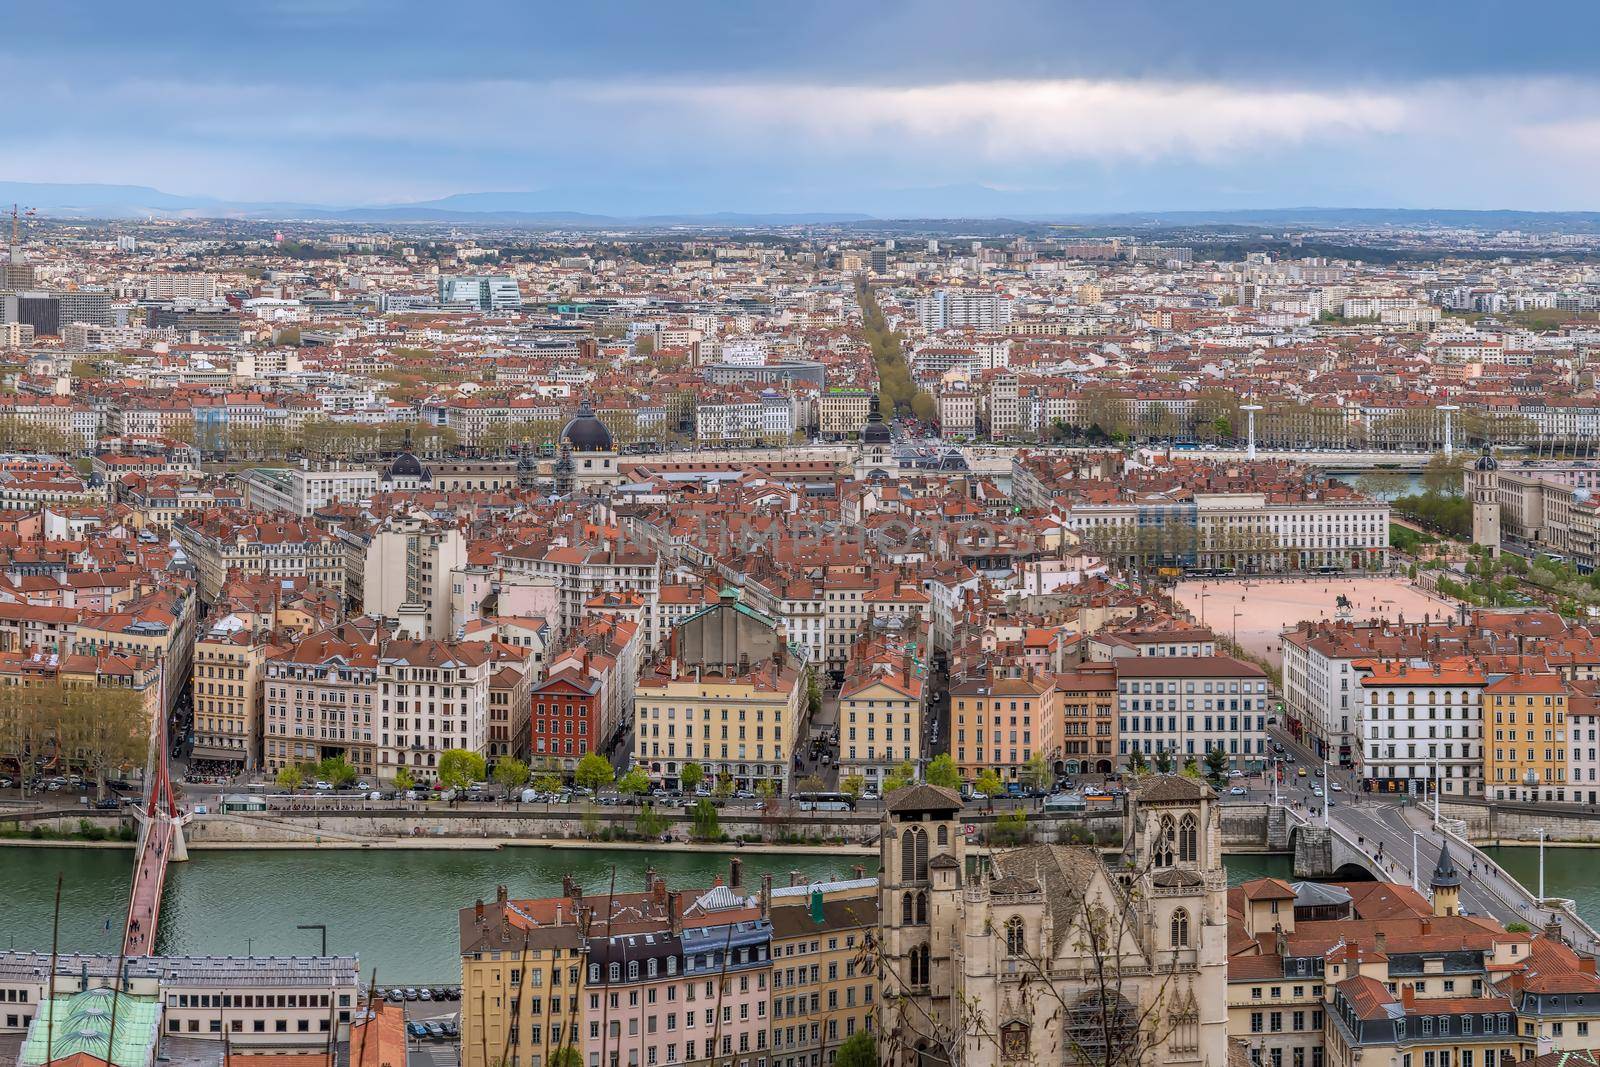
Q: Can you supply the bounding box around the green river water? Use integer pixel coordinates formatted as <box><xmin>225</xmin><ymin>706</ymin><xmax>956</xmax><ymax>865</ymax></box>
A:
<box><xmin>2</xmin><ymin>848</ymin><xmax>1572</xmax><ymax>984</ymax></box>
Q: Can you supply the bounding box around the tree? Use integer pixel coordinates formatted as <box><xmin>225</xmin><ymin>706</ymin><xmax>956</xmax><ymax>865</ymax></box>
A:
<box><xmin>836</xmin><ymin>1029</ymin><xmax>876</xmax><ymax>1067</ymax></box>
<box><xmin>1204</xmin><ymin>747</ymin><xmax>1230</xmax><ymax>786</ymax></box>
<box><xmin>882</xmin><ymin>760</ymin><xmax>915</xmax><ymax>794</ymax></box>
<box><xmin>1126</xmin><ymin>749</ymin><xmax>1149</xmax><ymax>776</ymax></box>
<box><xmin>547</xmin><ymin>1047</ymin><xmax>583</xmax><ymax>1067</ymax></box>
<box><xmin>438</xmin><ymin>749</ymin><xmax>487</xmax><ymax>792</ymax></box>
<box><xmin>1021</xmin><ymin>751</ymin><xmax>1053</xmax><ymax>793</ymax></box>
<box><xmin>680</xmin><ymin>761</ymin><xmax>705</xmax><ymax>792</ymax></box>
<box><xmin>635</xmin><ymin>802</ymin><xmax>669</xmax><ymax>839</ymax></box>
<box><xmin>618</xmin><ymin>767</ymin><xmax>652</xmax><ymax>797</ymax></box>
<box><xmin>317</xmin><ymin>755</ymin><xmax>358</xmax><ymax>788</ymax></box>
<box><xmin>975</xmin><ymin>768</ymin><xmax>1004</xmax><ymax>799</ymax></box>
<box><xmin>575</xmin><ymin>752</ymin><xmax>615</xmax><ymax>793</ymax></box>
<box><xmin>1181</xmin><ymin>756</ymin><xmax>1202</xmax><ymax>780</ymax></box>
<box><xmin>841</xmin><ymin>773</ymin><xmax>866</xmax><ymax>800</ymax></box>
<box><xmin>690</xmin><ymin>799</ymin><xmax>721</xmax><ymax>841</ymax></box>
<box><xmin>276</xmin><ymin>764</ymin><xmax>304</xmax><ymax>792</ymax></box>
<box><xmin>926</xmin><ymin>753</ymin><xmax>960</xmax><ymax>790</ymax></box>
<box><xmin>992</xmin><ymin>809</ymin><xmax>1031</xmax><ymax>845</ymax></box>
<box><xmin>393</xmin><ymin>767</ymin><xmax>415</xmax><ymax>793</ymax></box>
<box><xmin>1153</xmin><ymin>749</ymin><xmax>1174</xmax><ymax>775</ymax></box>
<box><xmin>493</xmin><ymin>757</ymin><xmax>530</xmax><ymax>797</ymax></box>
<box><xmin>755</xmin><ymin>779</ymin><xmax>776</xmax><ymax>802</ymax></box>
<box><xmin>533</xmin><ymin>771</ymin><xmax>563</xmax><ymax>795</ymax></box>
<box><xmin>805</xmin><ymin>667</ymin><xmax>824</xmax><ymax>717</ymax></box>
<box><xmin>713</xmin><ymin>774</ymin><xmax>735</xmax><ymax>799</ymax></box>
<box><xmin>911</xmin><ymin>390</ymin><xmax>938</xmax><ymax>424</ymax></box>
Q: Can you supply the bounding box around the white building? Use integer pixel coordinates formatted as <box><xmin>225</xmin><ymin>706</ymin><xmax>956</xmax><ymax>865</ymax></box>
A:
<box><xmin>912</xmin><ymin>288</ymin><xmax>1014</xmax><ymax>330</ymax></box>
<box><xmin>1354</xmin><ymin>660</ymin><xmax>1485</xmax><ymax>798</ymax></box>
<box><xmin>362</xmin><ymin>518</ymin><xmax>468</xmax><ymax>642</ymax></box>
<box><xmin>1116</xmin><ymin>656</ymin><xmax>1271</xmax><ymax>770</ymax></box>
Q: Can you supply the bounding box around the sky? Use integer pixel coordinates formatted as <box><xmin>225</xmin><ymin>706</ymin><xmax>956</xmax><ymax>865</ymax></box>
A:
<box><xmin>7</xmin><ymin>0</ymin><xmax>1600</xmax><ymax>216</ymax></box>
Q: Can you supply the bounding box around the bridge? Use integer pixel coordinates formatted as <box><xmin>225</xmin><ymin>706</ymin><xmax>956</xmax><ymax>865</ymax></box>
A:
<box><xmin>121</xmin><ymin>692</ymin><xmax>190</xmax><ymax>957</ymax></box>
<box><xmin>1274</xmin><ymin>794</ymin><xmax>1600</xmax><ymax>955</ymax></box>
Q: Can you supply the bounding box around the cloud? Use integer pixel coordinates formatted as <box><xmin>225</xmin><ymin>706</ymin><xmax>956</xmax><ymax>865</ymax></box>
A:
<box><xmin>594</xmin><ymin>78</ymin><xmax>1414</xmax><ymax>162</ymax></box>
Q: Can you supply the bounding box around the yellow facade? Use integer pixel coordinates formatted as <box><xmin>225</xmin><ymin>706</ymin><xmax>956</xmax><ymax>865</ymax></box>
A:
<box><xmin>634</xmin><ymin>672</ymin><xmax>802</xmax><ymax>792</ymax></box>
<box><xmin>1484</xmin><ymin>673</ymin><xmax>1568</xmax><ymax>802</ymax></box>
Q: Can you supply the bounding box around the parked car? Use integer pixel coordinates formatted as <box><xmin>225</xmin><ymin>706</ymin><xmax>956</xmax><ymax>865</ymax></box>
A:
<box><xmin>419</xmin><ymin>988</ymin><xmax>433</xmax><ymax>1001</ymax></box>
<box><xmin>426</xmin><ymin>1022</ymin><xmax>446</xmax><ymax>1039</ymax></box>
<box><xmin>1228</xmin><ymin>786</ymin><xmax>1248</xmax><ymax>796</ymax></box>
<box><xmin>443</xmin><ymin>1020</ymin><xmax>460</xmax><ymax>1037</ymax></box>
<box><xmin>385</xmin><ymin>989</ymin><xmax>403</xmax><ymax>1003</ymax></box>
<box><xmin>403</xmin><ymin>988</ymin><xmax>420</xmax><ymax>1001</ymax></box>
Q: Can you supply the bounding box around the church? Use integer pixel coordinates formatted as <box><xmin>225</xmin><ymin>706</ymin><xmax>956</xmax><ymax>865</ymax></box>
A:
<box><xmin>877</xmin><ymin>775</ymin><xmax>1230</xmax><ymax>1067</ymax></box>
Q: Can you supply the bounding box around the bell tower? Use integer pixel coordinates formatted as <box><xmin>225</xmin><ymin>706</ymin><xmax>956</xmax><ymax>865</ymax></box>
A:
<box><xmin>1430</xmin><ymin>841</ymin><xmax>1462</xmax><ymax>917</ymax></box>
<box><xmin>1471</xmin><ymin>444</ymin><xmax>1500</xmax><ymax>558</ymax></box>
<box><xmin>878</xmin><ymin>783</ymin><xmax>964</xmax><ymax>1065</ymax></box>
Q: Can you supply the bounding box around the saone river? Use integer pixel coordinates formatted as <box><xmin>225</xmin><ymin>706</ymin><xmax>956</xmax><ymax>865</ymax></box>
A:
<box><xmin>0</xmin><ymin>847</ymin><xmax>1576</xmax><ymax>983</ymax></box>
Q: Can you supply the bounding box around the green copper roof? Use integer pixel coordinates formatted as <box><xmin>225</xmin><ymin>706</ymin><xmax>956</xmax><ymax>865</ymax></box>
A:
<box><xmin>19</xmin><ymin>987</ymin><xmax>161</xmax><ymax>1067</ymax></box>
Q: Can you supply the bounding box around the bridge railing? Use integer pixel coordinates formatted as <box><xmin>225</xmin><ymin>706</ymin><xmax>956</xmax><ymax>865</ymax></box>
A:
<box><xmin>1433</xmin><ymin>823</ymin><xmax>1600</xmax><ymax>954</ymax></box>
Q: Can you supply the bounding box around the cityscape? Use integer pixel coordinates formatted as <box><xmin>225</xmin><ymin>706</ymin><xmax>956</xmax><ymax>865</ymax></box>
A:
<box><xmin>16</xmin><ymin>3</ymin><xmax>1600</xmax><ymax>1067</ymax></box>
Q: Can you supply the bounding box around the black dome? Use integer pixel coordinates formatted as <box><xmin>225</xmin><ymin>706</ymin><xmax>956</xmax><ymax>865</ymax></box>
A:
<box><xmin>388</xmin><ymin>451</ymin><xmax>426</xmax><ymax>478</ymax></box>
<box><xmin>1474</xmin><ymin>444</ymin><xmax>1498</xmax><ymax>472</ymax></box>
<box><xmin>862</xmin><ymin>395</ymin><xmax>892</xmax><ymax>444</ymax></box>
<box><xmin>561</xmin><ymin>399</ymin><xmax>614</xmax><ymax>452</ymax></box>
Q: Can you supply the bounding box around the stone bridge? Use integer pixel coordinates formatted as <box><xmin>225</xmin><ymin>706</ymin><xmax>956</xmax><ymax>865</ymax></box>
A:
<box><xmin>1289</xmin><ymin>821</ymin><xmax>1387</xmax><ymax>880</ymax></box>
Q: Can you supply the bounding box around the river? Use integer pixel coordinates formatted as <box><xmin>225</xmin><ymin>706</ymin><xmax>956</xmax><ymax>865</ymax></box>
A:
<box><xmin>18</xmin><ymin>848</ymin><xmax>1581</xmax><ymax>983</ymax></box>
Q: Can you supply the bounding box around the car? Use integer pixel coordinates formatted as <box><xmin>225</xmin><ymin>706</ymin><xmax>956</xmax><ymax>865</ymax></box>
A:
<box><xmin>426</xmin><ymin>1022</ymin><xmax>446</xmax><ymax>1039</ymax></box>
<box><xmin>355</xmin><ymin>780</ymin><xmax>371</xmax><ymax>790</ymax></box>
<box><xmin>419</xmin><ymin>988</ymin><xmax>433</xmax><ymax>1000</ymax></box>
<box><xmin>443</xmin><ymin>1020</ymin><xmax>460</xmax><ymax>1037</ymax></box>
<box><xmin>1330</xmin><ymin>782</ymin><xmax>1344</xmax><ymax>792</ymax></box>
<box><xmin>1296</xmin><ymin>767</ymin><xmax>1307</xmax><ymax>778</ymax></box>
<box><xmin>404</xmin><ymin>988</ymin><xmax>420</xmax><ymax>1001</ymax></box>
<box><xmin>95</xmin><ymin>797</ymin><xmax>119</xmax><ymax>809</ymax></box>
<box><xmin>1228</xmin><ymin>769</ymin><xmax>1245</xmax><ymax>778</ymax></box>
<box><xmin>408</xmin><ymin>1022</ymin><xmax>428</xmax><ymax>1038</ymax></box>
<box><xmin>385</xmin><ymin>989</ymin><xmax>404</xmax><ymax>1003</ymax></box>
<box><xmin>314</xmin><ymin>780</ymin><xmax>332</xmax><ymax>790</ymax></box>
<box><xmin>1311</xmin><ymin>787</ymin><xmax>1324</xmax><ymax>798</ymax></box>
<box><xmin>1228</xmin><ymin>786</ymin><xmax>1248</xmax><ymax>796</ymax></box>
<box><xmin>1313</xmin><ymin>769</ymin><xmax>1324</xmax><ymax>778</ymax></box>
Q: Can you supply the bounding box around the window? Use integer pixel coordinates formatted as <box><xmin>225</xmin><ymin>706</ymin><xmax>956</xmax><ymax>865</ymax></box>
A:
<box><xmin>1170</xmin><ymin>909</ymin><xmax>1190</xmax><ymax>948</ymax></box>
<box><xmin>1005</xmin><ymin>916</ymin><xmax>1026</xmax><ymax>957</ymax></box>
<box><xmin>1178</xmin><ymin>813</ymin><xmax>1198</xmax><ymax>863</ymax></box>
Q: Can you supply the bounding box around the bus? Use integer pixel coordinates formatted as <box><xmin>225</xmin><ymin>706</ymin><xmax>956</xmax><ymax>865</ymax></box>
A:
<box><xmin>793</xmin><ymin>792</ymin><xmax>856</xmax><ymax>812</ymax></box>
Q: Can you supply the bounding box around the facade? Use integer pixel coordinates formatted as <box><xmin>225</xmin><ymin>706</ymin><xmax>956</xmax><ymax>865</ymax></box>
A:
<box><xmin>948</xmin><ymin>668</ymin><xmax>1056</xmax><ymax>782</ymax></box>
<box><xmin>839</xmin><ymin>649</ymin><xmax>924</xmax><ymax>792</ymax></box>
<box><xmin>1117</xmin><ymin>656</ymin><xmax>1271</xmax><ymax>771</ymax></box>
<box><xmin>1055</xmin><ymin>663</ymin><xmax>1119</xmax><ymax>775</ymax></box>
<box><xmin>912</xmin><ymin>289</ymin><xmax>1014</xmax><ymax>330</ymax></box>
<box><xmin>377</xmin><ymin>639</ymin><xmax>492</xmax><ymax>783</ymax></box>
<box><xmin>362</xmin><ymin>517</ymin><xmax>467</xmax><ymax>641</ymax></box>
<box><xmin>176</xmin><ymin>510</ymin><xmax>345</xmax><ymax>603</ymax></box>
<box><xmin>876</xmin><ymin>777</ymin><xmax>1228</xmax><ymax>1067</ymax></box>
<box><xmin>190</xmin><ymin>616</ymin><xmax>272</xmax><ymax>770</ymax></box>
<box><xmin>240</xmin><ymin>466</ymin><xmax>379</xmax><ymax>517</ymax></box>
<box><xmin>1355</xmin><ymin>660</ymin><xmax>1486</xmax><ymax>797</ymax></box>
<box><xmin>262</xmin><ymin>623</ymin><xmax>380</xmax><ymax>777</ymax></box>
<box><xmin>1484</xmin><ymin>672</ymin><xmax>1570</xmax><ymax>802</ymax></box>
<box><xmin>529</xmin><ymin>667</ymin><xmax>601</xmax><ymax>772</ymax></box>
<box><xmin>768</xmin><ymin>881</ymin><xmax>878</xmax><ymax>1067</ymax></box>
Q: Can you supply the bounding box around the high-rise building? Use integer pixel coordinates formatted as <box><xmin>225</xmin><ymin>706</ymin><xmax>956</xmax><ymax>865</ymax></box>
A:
<box><xmin>55</xmin><ymin>289</ymin><xmax>114</xmax><ymax>328</ymax></box>
<box><xmin>438</xmin><ymin>275</ymin><xmax>523</xmax><ymax>311</ymax></box>
<box><xmin>2</xmin><ymin>292</ymin><xmax>58</xmax><ymax>336</ymax></box>
<box><xmin>912</xmin><ymin>288</ymin><xmax>1014</xmax><ymax>329</ymax></box>
<box><xmin>2</xmin><ymin>246</ymin><xmax>34</xmax><ymax>290</ymax></box>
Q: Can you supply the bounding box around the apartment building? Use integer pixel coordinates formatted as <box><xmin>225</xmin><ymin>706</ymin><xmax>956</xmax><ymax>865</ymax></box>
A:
<box><xmin>1054</xmin><ymin>662</ymin><xmax>1118</xmax><ymax>775</ymax></box>
<box><xmin>949</xmin><ymin>668</ymin><xmax>1056</xmax><ymax>782</ymax></box>
<box><xmin>1354</xmin><ymin>660</ymin><xmax>1486</xmax><ymax>797</ymax></box>
<box><xmin>838</xmin><ymin>645</ymin><xmax>924</xmax><ymax>791</ymax></box>
<box><xmin>176</xmin><ymin>510</ymin><xmax>345</xmax><ymax>603</ymax></box>
<box><xmin>496</xmin><ymin>542</ymin><xmax>660</xmax><ymax>647</ymax></box>
<box><xmin>1484</xmin><ymin>672</ymin><xmax>1569</xmax><ymax>802</ymax></box>
<box><xmin>458</xmin><ymin>886</ymin><xmax>586</xmax><ymax>1067</ymax></box>
<box><xmin>263</xmin><ymin>623</ymin><xmax>380</xmax><ymax>777</ymax></box>
<box><xmin>190</xmin><ymin>614</ymin><xmax>273</xmax><ymax>771</ymax></box>
<box><xmin>1116</xmin><ymin>656</ymin><xmax>1271</xmax><ymax>771</ymax></box>
<box><xmin>634</xmin><ymin>590</ymin><xmax>804</xmax><ymax>793</ymax></box>
<box><xmin>362</xmin><ymin>516</ymin><xmax>467</xmax><ymax>641</ymax></box>
<box><xmin>378</xmin><ymin>638</ymin><xmax>493</xmax><ymax>782</ymax></box>
<box><xmin>768</xmin><ymin>879</ymin><xmax>878</xmax><ymax>1067</ymax></box>
<box><xmin>240</xmin><ymin>466</ymin><xmax>378</xmax><ymax>518</ymax></box>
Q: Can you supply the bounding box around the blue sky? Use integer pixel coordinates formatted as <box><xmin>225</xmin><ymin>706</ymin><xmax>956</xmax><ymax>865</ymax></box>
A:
<box><xmin>8</xmin><ymin>0</ymin><xmax>1600</xmax><ymax>215</ymax></box>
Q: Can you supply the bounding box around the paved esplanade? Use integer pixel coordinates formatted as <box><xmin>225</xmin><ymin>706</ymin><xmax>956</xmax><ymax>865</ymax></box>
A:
<box><xmin>1264</xmin><ymin>726</ymin><xmax>1600</xmax><ymax>954</ymax></box>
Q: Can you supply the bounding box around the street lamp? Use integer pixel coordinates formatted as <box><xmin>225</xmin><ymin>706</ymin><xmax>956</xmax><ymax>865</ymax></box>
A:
<box><xmin>297</xmin><ymin>924</ymin><xmax>327</xmax><ymax>956</ymax></box>
<box><xmin>1536</xmin><ymin>828</ymin><xmax>1547</xmax><ymax>902</ymax></box>
<box><xmin>1411</xmin><ymin>830</ymin><xmax>1422</xmax><ymax>895</ymax></box>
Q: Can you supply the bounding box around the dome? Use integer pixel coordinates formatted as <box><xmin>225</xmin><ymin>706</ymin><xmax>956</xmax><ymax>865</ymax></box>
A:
<box><xmin>862</xmin><ymin>395</ymin><xmax>892</xmax><ymax>444</ymax></box>
<box><xmin>388</xmin><ymin>451</ymin><xmax>425</xmax><ymax>479</ymax></box>
<box><xmin>1474</xmin><ymin>444</ymin><xmax>1498</xmax><ymax>472</ymax></box>
<box><xmin>561</xmin><ymin>399</ymin><xmax>614</xmax><ymax>452</ymax></box>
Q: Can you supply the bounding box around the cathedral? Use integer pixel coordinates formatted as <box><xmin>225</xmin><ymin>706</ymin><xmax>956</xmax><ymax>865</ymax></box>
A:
<box><xmin>877</xmin><ymin>776</ymin><xmax>1230</xmax><ymax>1067</ymax></box>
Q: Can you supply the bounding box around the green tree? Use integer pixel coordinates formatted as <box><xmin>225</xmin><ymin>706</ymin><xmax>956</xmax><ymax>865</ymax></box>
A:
<box><xmin>926</xmin><ymin>753</ymin><xmax>961</xmax><ymax>790</ymax></box>
<box><xmin>755</xmin><ymin>779</ymin><xmax>776</xmax><ymax>802</ymax></box>
<box><xmin>438</xmin><ymin>749</ymin><xmax>487</xmax><ymax>792</ymax></box>
<box><xmin>680</xmin><ymin>761</ymin><xmax>705</xmax><ymax>791</ymax></box>
<box><xmin>635</xmin><ymin>802</ymin><xmax>669</xmax><ymax>839</ymax></box>
<box><xmin>1127</xmin><ymin>749</ymin><xmax>1149</xmax><ymax>775</ymax></box>
<box><xmin>1204</xmin><ymin>747</ymin><xmax>1231</xmax><ymax>786</ymax></box>
<box><xmin>547</xmin><ymin>1047</ymin><xmax>583</xmax><ymax>1067</ymax></box>
<box><xmin>493</xmin><ymin>757</ymin><xmax>531</xmax><ymax>797</ymax></box>
<box><xmin>911</xmin><ymin>390</ymin><xmax>938</xmax><ymax>424</ymax></box>
<box><xmin>276</xmin><ymin>764</ymin><xmax>304</xmax><ymax>792</ymax></box>
<box><xmin>805</xmin><ymin>667</ymin><xmax>823</xmax><ymax>717</ymax></box>
<box><xmin>1211</xmin><ymin>415</ymin><xmax>1233</xmax><ymax>440</ymax></box>
<box><xmin>840</xmin><ymin>773</ymin><xmax>866</xmax><ymax>800</ymax></box>
<box><xmin>992</xmin><ymin>809</ymin><xmax>1031</xmax><ymax>846</ymax></box>
<box><xmin>317</xmin><ymin>755</ymin><xmax>357</xmax><ymax>788</ymax></box>
<box><xmin>836</xmin><ymin>1029</ymin><xmax>876</xmax><ymax>1067</ymax></box>
<box><xmin>533</xmin><ymin>771</ymin><xmax>563</xmax><ymax>795</ymax></box>
<box><xmin>1181</xmin><ymin>756</ymin><xmax>1203</xmax><ymax>780</ymax></box>
<box><xmin>618</xmin><ymin>767</ymin><xmax>652</xmax><ymax>797</ymax></box>
<box><xmin>1153</xmin><ymin>749</ymin><xmax>1174</xmax><ymax>775</ymax></box>
<box><xmin>882</xmin><ymin>760</ymin><xmax>915</xmax><ymax>794</ymax></box>
<box><xmin>1021</xmin><ymin>752</ymin><xmax>1052</xmax><ymax>792</ymax></box>
<box><xmin>392</xmin><ymin>767</ymin><xmax>414</xmax><ymax>793</ymax></box>
<box><xmin>975</xmin><ymin>769</ymin><xmax>1004</xmax><ymax>799</ymax></box>
<box><xmin>690</xmin><ymin>799</ymin><xmax>721</xmax><ymax>841</ymax></box>
<box><xmin>575</xmin><ymin>752</ymin><xmax>615</xmax><ymax>792</ymax></box>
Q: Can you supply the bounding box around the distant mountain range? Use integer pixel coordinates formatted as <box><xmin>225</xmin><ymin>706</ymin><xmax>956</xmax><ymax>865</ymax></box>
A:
<box><xmin>6</xmin><ymin>180</ymin><xmax>1600</xmax><ymax>232</ymax></box>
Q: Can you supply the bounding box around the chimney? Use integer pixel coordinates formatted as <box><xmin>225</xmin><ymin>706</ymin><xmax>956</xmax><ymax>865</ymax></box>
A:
<box><xmin>475</xmin><ymin>898</ymin><xmax>485</xmax><ymax>924</ymax></box>
<box><xmin>555</xmin><ymin>902</ymin><xmax>563</xmax><ymax>927</ymax></box>
<box><xmin>1401</xmin><ymin>983</ymin><xmax>1416</xmax><ymax>1010</ymax></box>
<box><xmin>667</xmin><ymin>890</ymin><xmax>680</xmax><ymax>933</ymax></box>
<box><xmin>790</xmin><ymin>869</ymin><xmax>803</xmax><ymax>887</ymax></box>
<box><xmin>730</xmin><ymin>858</ymin><xmax>743</xmax><ymax>890</ymax></box>
<box><xmin>1581</xmin><ymin>957</ymin><xmax>1597</xmax><ymax>976</ymax></box>
<box><xmin>496</xmin><ymin>884</ymin><xmax>509</xmax><ymax>904</ymax></box>
<box><xmin>1419</xmin><ymin>916</ymin><xmax>1432</xmax><ymax>935</ymax></box>
<box><xmin>760</xmin><ymin>873</ymin><xmax>772</xmax><ymax>918</ymax></box>
<box><xmin>1374</xmin><ymin>930</ymin><xmax>1387</xmax><ymax>955</ymax></box>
